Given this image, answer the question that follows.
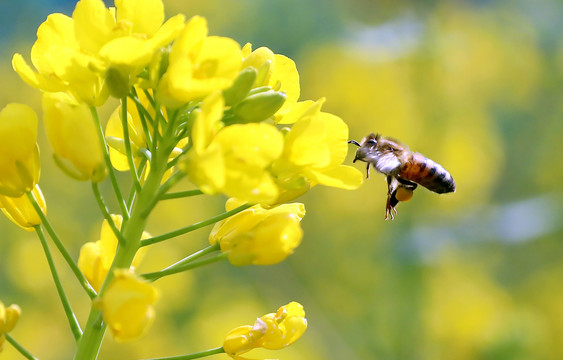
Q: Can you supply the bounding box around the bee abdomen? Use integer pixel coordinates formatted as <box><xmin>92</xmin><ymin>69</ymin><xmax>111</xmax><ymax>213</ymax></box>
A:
<box><xmin>399</xmin><ymin>153</ymin><xmax>456</xmax><ymax>194</ymax></box>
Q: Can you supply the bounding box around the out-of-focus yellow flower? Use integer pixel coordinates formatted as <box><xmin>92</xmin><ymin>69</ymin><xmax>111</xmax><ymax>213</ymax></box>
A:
<box><xmin>0</xmin><ymin>103</ymin><xmax>40</xmax><ymax>198</ymax></box>
<box><xmin>0</xmin><ymin>185</ymin><xmax>46</xmax><ymax>232</ymax></box>
<box><xmin>223</xmin><ymin>301</ymin><xmax>307</xmax><ymax>359</ymax></box>
<box><xmin>180</xmin><ymin>92</ymin><xmax>284</xmax><ymax>203</ymax></box>
<box><xmin>209</xmin><ymin>199</ymin><xmax>304</xmax><ymax>266</ymax></box>
<box><xmin>78</xmin><ymin>215</ymin><xmax>148</xmax><ymax>291</ymax></box>
<box><xmin>158</xmin><ymin>15</ymin><xmax>242</xmax><ymax>106</ymax></box>
<box><xmin>13</xmin><ymin>0</ymin><xmax>185</xmax><ymax>104</ymax></box>
<box><xmin>272</xmin><ymin>99</ymin><xmax>363</xmax><ymax>198</ymax></box>
<box><xmin>0</xmin><ymin>302</ymin><xmax>21</xmax><ymax>352</ymax></box>
<box><xmin>241</xmin><ymin>44</ymin><xmax>300</xmax><ymax>123</ymax></box>
<box><xmin>42</xmin><ymin>93</ymin><xmax>106</xmax><ymax>182</ymax></box>
<box><xmin>98</xmin><ymin>269</ymin><xmax>159</xmax><ymax>342</ymax></box>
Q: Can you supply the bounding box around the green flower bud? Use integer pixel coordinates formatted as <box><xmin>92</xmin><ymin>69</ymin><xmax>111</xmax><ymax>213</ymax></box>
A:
<box><xmin>106</xmin><ymin>67</ymin><xmax>130</xmax><ymax>99</ymax></box>
<box><xmin>222</xmin><ymin>67</ymin><xmax>257</xmax><ymax>106</ymax></box>
<box><xmin>254</xmin><ymin>60</ymin><xmax>272</xmax><ymax>87</ymax></box>
<box><xmin>232</xmin><ymin>90</ymin><xmax>287</xmax><ymax>124</ymax></box>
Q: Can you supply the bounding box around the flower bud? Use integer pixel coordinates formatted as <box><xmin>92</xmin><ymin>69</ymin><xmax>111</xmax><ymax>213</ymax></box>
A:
<box><xmin>0</xmin><ymin>185</ymin><xmax>46</xmax><ymax>231</ymax></box>
<box><xmin>0</xmin><ymin>103</ymin><xmax>40</xmax><ymax>197</ymax></box>
<box><xmin>222</xmin><ymin>67</ymin><xmax>257</xmax><ymax>106</ymax></box>
<box><xmin>232</xmin><ymin>90</ymin><xmax>286</xmax><ymax>124</ymax></box>
<box><xmin>42</xmin><ymin>93</ymin><xmax>106</xmax><ymax>182</ymax></box>
<box><xmin>0</xmin><ymin>301</ymin><xmax>21</xmax><ymax>351</ymax></box>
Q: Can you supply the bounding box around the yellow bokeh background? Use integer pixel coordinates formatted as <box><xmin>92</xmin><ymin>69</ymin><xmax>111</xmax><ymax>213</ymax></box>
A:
<box><xmin>1</xmin><ymin>0</ymin><xmax>562</xmax><ymax>359</ymax></box>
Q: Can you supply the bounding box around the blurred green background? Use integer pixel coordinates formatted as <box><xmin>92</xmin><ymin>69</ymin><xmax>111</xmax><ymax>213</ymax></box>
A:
<box><xmin>1</xmin><ymin>0</ymin><xmax>562</xmax><ymax>359</ymax></box>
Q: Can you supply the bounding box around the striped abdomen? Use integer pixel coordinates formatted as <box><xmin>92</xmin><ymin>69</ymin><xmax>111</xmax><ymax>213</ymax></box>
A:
<box><xmin>398</xmin><ymin>153</ymin><xmax>456</xmax><ymax>194</ymax></box>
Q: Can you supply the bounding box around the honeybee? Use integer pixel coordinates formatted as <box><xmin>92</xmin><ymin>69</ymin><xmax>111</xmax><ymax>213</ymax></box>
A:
<box><xmin>349</xmin><ymin>133</ymin><xmax>456</xmax><ymax>219</ymax></box>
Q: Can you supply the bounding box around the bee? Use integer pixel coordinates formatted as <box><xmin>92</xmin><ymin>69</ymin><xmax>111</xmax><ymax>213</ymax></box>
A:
<box><xmin>349</xmin><ymin>133</ymin><xmax>456</xmax><ymax>220</ymax></box>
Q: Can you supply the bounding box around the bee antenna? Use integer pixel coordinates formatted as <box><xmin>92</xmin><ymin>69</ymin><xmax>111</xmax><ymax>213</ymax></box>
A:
<box><xmin>348</xmin><ymin>140</ymin><xmax>360</xmax><ymax>146</ymax></box>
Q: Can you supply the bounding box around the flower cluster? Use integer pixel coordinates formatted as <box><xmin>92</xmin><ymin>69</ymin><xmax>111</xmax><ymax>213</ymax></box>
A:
<box><xmin>2</xmin><ymin>0</ymin><xmax>361</xmax><ymax>357</ymax></box>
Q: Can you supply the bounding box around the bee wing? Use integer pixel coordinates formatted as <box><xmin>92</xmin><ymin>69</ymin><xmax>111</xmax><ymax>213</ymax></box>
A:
<box><xmin>373</xmin><ymin>151</ymin><xmax>401</xmax><ymax>175</ymax></box>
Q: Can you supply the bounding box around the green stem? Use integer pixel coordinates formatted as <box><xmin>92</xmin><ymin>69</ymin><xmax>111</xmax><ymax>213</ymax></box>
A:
<box><xmin>34</xmin><ymin>225</ymin><xmax>82</xmax><ymax>341</ymax></box>
<box><xmin>121</xmin><ymin>96</ymin><xmax>142</xmax><ymax>193</ymax></box>
<box><xmin>141</xmin><ymin>171</ymin><xmax>186</xmax><ymax>218</ymax></box>
<box><xmin>91</xmin><ymin>182</ymin><xmax>126</xmax><ymax>246</ymax></box>
<box><xmin>142</xmin><ymin>347</ymin><xmax>225</xmax><ymax>360</ymax></box>
<box><xmin>161</xmin><ymin>189</ymin><xmax>203</xmax><ymax>200</ymax></box>
<box><xmin>90</xmin><ymin>106</ymin><xmax>129</xmax><ymax>220</ymax></box>
<box><xmin>162</xmin><ymin>244</ymin><xmax>219</xmax><ymax>270</ymax></box>
<box><xmin>140</xmin><ymin>203</ymin><xmax>252</xmax><ymax>247</ymax></box>
<box><xmin>75</xmin><ymin>139</ymin><xmax>174</xmax><ymax>360</ymax></box>
<box><xmin>26</xmin><ymin>191</ymin><xmax>97</xmax><ymax>299</ymax></box>
<box><xmin>142</xmin><ymin>252</ymin><xmax>228</xmax><ymax>282</ymax></box>
<box><xmin>5</xmin><ymin>334</ymin><xmax>39</xmax><ymax>360</ymax></box>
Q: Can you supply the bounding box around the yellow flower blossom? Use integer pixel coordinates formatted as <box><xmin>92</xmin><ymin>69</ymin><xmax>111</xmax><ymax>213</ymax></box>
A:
<box><xmin>98</xmin><ymin>269</ymin><xmax>159</xmax><ymax>342</ymax></box>
<box><xmin>223</xmin><ymin>301</ymin><xmax>307</xmax><ymax>359</ymax></box>
<box><xmin>242</xmin><ymin>43</ymin><xmax>300</xmax><ymax>123</ymax></box>
<box><xmin>272</xmin><ymin>99</ymin><xmax>363</xmax><ymax>197</ymax></box>
<box><xmin>42</xmin><ymin>93</ymin><xmax>106</xmax><ymax>182</ymax></box>
<box><xmin>78</xmin><ymin>215</ymin><xmax>148</xmax><ymax>291</ymax></box>
<box><xmin>13</xmin><ymin>0</ymin><xmax>185</xmax><ymax>104</ymax></box>
<box><xmin>158</xmin><ymin>16</ymin><xmax>242</xmax><ymax>106</ymax></box>
<box><xmin>0</xmin><ymin>103</ymin><xmax>40</xmax><ymax>197</ymax></box>
<box><xmin>0</xmin><ymin>302</ymin><xmax>21</xmax><ymax>352</ymax></box>
<box><xmin>0</xmin><ymin>185</ymin><xmax>46</xmax><ymax>231</ymax></box>
<box><xmin>209</xmin><ymin>199</ymin><xmax>305</xmax><ymax>266</ymax></box>
<box><xmin>180</xmin><ymin>92</ymin><xmax>283</xmax><ymax>203</ymax></box>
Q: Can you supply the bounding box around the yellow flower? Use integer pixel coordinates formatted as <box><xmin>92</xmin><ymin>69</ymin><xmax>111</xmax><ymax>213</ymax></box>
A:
<box><xmin>241</xmin><ymin>43</ymin><xmax>300</xmax><ymax>123</ymax></box>
<box><xmin>223</xmin><ymin>301</ymin><xmax>307</xmax><ymax>359</ymax></box>
<box><xmin>0</xmin><ymin>185</ymin><xmax>46</xmax><ymax>231</ymax></box>
<box><xmin>158</xmin><ymin>16</ymin><xmax>242</xmax><ymax>106</ymax></box>
<box><xmin>180</xmin><ymin>93</ymin><xmax>284</xmax><ymax>203</ymax></box>
<box><xmin>42</xmin><ymin>93</ymin><xmax>106</xmax><ymax>182</ymax></box>
<box><xmin>98</xmin><ymin>269</ymin><xmax>159</xmax><ymax>342</ymax></box>
<box><xmin>272</xmin><ymin>99</ymin><xmax>363</xmax><ymax>196</ymax></box>
<box><xmin>209</xmin><ymin>199</ymin><xmax>305</xmax><ymax>266</ymax></box>
<box><xmin>0</xmin><ymin>302</ymin><xmax>21</xmax><ymax>352</ymax></box>
<box><xmin>78</xmin><ymin>215</ymin><xmax>148</xmax><ymax>291</ymax></box>
<box><xmin>13</xmin><ymin>0</ymin><xmax>185</xmax><ymax>104</ymax></box>
<box><xmin>0</xmin><ymin>103</ymin><xmax>40</xmax><ymax>197</ymax></box>
<box><xmin>12</xmin><ymin>12</ymin><xmax>108</xmax><ymax>106</ymax></box>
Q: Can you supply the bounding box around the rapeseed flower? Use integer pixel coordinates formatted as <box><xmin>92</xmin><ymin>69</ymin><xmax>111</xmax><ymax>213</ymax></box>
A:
<box><xmin>209</xmin><ymin>200</ymin><xmax>305</xmax><ymax>266</ymax></box>
<box><xmin>78</xmin><ymin>215</ymin><xmax>148</xmax><ymax>291</ymax></box>
<box><xmin>98</xmin><ymin>270</ymin><xmax>159</xmax><ymax>342</ymax></box>
<box><xmin>0</xmin><ymin>302</ymin><xmax>21</xmax><ymax>352</ymax></box>
<box><xmin>223</xmin><ymin>301</ymin><xmax>307</xmax><ymax>359</ymax></box>
<box><xmin>0</xmin><ymin>103</ymin><xmax>40</xmax><ymax>197</ymax></box>
<box><xmin>0</xmin><ymin>185</ymin><xmax>46</xmax><ymax>231</ymax></box>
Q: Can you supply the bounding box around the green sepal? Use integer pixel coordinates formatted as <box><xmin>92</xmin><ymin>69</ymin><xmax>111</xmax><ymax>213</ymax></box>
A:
<box><xmin>231</xmin><ymin>90</ymin><xmax>286</xmax><ymax>124</ymax></box>
<box><xmin>222</xmin><ymin>67</ymin><xmax>257</xmax><ymax>106</ymax></box>
<box><xmin>106</xmin><ymin>67</ymin><xmax>130</xmax><ymax>99</ymax></box>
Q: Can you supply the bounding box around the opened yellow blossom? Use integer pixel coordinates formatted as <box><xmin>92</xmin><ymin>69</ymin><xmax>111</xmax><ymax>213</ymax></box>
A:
<box><xmin>0</xmin><ymin>185</ymin><xmax>46</xmax><ymax>232</ymax></box>
<box><xmin>98</xmin><ymin>270</ymin><xmax>159</xmax><ymax>342</ymax></box>
<box><xmin>13</xmin><ymin>0</ymin><xmax>185</xmax><ymax>104</ymax></box>
<box><xmin>78</xmin><ymin>215</ymin><xmax>148</xmax><ymax>291</ymax></box>
<box><xmin>223</xmin><ymin>301</ymin><xmax>307</xmax><ymax>359</ymax></box>
<box><xmin>42</xmin><ymin>93</ymin><xmax>106</xmax><ymax>182</ymax></box>
<box><xmin>272</xmin><ymin>99</ymin><xmax>363</xmax><ymax>198</ymax></box>
<box><xmin>0</xmin><ymin>302</ymin><xmax>21</xmax><ymax>352</ymax></box>
<box><xmin>0</xmin><ymin>103</ymin><xmax>40</xmax><ymax>197</ymax></box>
<box><xmin>158</xmin><ymin>15</ymin><xmax>242</xmax><ymax>106</ymax></box>
<box><xmin>241</xmin><ymin>44</ymin><xmax>300</xmax><ymax>123</ymax></box>
<box><xmin>180</xmin><ymin>92</ymin><xmax>284</xmax><ymax>203</ymax></box>
<box><xmin>209</xmin><ymin>199</ymin><xmax>305</xmax><ymax>266</ymax></box>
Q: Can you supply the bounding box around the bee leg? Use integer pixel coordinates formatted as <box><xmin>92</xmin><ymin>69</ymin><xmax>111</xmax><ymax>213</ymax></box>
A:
<box><xmin>366</xmin><ymin>163</ymin><xmax>370</xmax><ymax>179</ymax></box>
<box><xmin>385</xmin><ymin>176</ymin><xmax>400</xmax><ymax>220</ymax></box>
